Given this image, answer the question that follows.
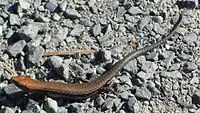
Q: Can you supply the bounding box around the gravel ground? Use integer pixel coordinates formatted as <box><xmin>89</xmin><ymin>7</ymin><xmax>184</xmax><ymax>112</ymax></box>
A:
<box><xmin>0</xmin><ymin>0</ymin><xmax>200</xmax><ymax>113</ymax></box>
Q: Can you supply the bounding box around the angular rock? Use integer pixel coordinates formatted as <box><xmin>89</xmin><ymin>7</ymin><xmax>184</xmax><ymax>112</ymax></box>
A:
<box><xmin>44</xmin><ymin>98</ymin><xmax>58</xmax><ymax>113</ymax></box>
<box><xmin>64</xmin><ymin>8</ymin><xmax>81</xmax><ymax>19</ymax></box>
<box><xmin>7</xmin><ymin>40</ymin><xmax>26</xmax><ymax>57</ymax></box>
<box><xmin>26</xmin><ymin>46</ymin><xmax>44</xmax><ymax>66</ymax></box>
<box><xmin>9</xmin><ymin>14</ymin><xmax>20</xmax><ymax>26</ymax></box>
<box><xmin>135</xmin><ymin>87</ymin><xmax>151</xmax><ymax>100</ymax></box>
<box><xmin>18</xmin><ymin>24</ymin><xmax>39</xmax><ymax>41</ymax></box>
<box><xmin>46</xmin><ymin>0</ymin><xmax>58</xmax><ymax>12</ymax></box>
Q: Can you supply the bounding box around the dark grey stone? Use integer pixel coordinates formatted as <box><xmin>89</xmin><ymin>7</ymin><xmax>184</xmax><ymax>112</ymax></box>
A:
<box><xmin>18</xmin><ymin>24</ymin><xmax>39</xmax><ymax>41</ymax></box>
<box><xmin>192</xmin><ymin>90</ymin><xmax>200</xmax><ymax>104</ymax></box>
<box><xmin>26</xmin><ymin>46</ymin><xmax>44</xmax><ymax>66</ymax></box>
<box><xmin>135</xmin><ymin>86</ymin><xmax>151</xmax><ymax>100</ymax></box>
<box><xmin>7</xmin><ymin>40</ymin><xmax>26</xmax><ymax>57</ymax></box>
<box><xmin>92</xmin><ymin>23</ymin><xmax>101</xmax><ymax>36</ymax></box>
<box><xmin>26</xmin><ymin>99</ymin><xmax>41</xmax><ymax>113</ymax></box>
<box><xmin>9</xmin><ymin>14</ymin><xmax>20</xmax><ymax>26</ymax></box>
<box><xmin>44</xmin><ymin>98</ymin><xmax>58</xmax><ymax>113</ymax></box>
<box><xmin>68</xmin><ymin>103</ymin><xmax>84</xmax><ymax>113</ymax></box>
<box><xmin>46</xmin><ymin>0</ymin><xmax>58</xmax><ymax>12</ymax></box>
<box><xmin>127</xmin><ymin>96</ymin><xmax>141</xmax><ymax>113</ymax></box>
<box><xmin>64</xmin><ymin>8</ymin><xmax>81</xmax><ymax>19</ymax></box>
<box><xmin>70</xmin><ymin>24</ymin><xmax>85</xmax><ymax>37</ymax></box>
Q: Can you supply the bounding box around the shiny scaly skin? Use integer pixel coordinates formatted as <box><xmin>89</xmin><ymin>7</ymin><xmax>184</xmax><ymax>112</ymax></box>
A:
<box><xmin>11</xmin><ymin>14</ymin><xmax>182</xmax><ymax>100</ymax></box>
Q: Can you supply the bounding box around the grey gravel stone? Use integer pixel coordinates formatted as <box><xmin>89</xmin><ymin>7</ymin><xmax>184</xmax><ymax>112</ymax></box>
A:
<box><xmin>190</xmin><ymin>76</ymin><xmax>199</xmax><ymax>84</ymax></box>
<box><xmin>70</xmin><ymin>24</ymin><xmax>85</xmax><ymax>37</ymax></box>
<box><xmin>192</xmin><ymin>90</ymin><xmax>200</xmax><ymax>104</ymax></box>
<box><xmin>26</xmin><ymin>99</ymin><xmax>41</xmax><ymax>113</ymax></box>
<box><xmin>68</xmin><ymin>103</ymin><xmax>84</xmax><ymax>113</ymax></box>
<box><xmin>18</xmin><ymin>24</ymin><xmax>39</xmax><ymax>41</ymax></box>
<box><xmin>183</xmin><ymin>62</ymin><xmax>197</xmax><ymax>72</ymax></box>
<box><xmin>92</xmin><ymin>23</ymin><xmax>101</xmax><ymax>36</ymax></box>
<box><xmin>127</xmin><ymin>96</ymin><xmax>141</xmax><ymax>113</ymax></box>
<box><xmin>99</xmin><ymin>50</ymin><xmax>112</xmax><ymax>61</ymax></box>
<box><xmin>44</xmin><ymin>98</ymin><xmax>58</xmax><ymax>113</ymax></box>
<box><xmin>5</xmin><ymin>29</ymin><xmax>14</xmax><ymax>39</ymax></box>
<box><xmin>49</xmin><ymin>56</ymin><xmax>63</xmax><ymax>69</ymax></box>
<box><xmin>124</xmin><ymin>59</ymin><xmax>138</xmax><ymax>74</ymax></box>
<box><xmin>4</xmin><ymin>83</ymin><xmax>23</xmax><ymax>98</ymax></box>
<box><xmin>0</xmin><ymin>17</ymin><xmax>4</xmax><ymax>25</ymax></box>
<box><xmin>57</xmin><ymin>107</ymin><xmax>68</xmax><ymax>113</ymax></box>
<box><xmin>135</xmin><ymin>86</ymin><xmax>151</xmax><ymax>100</ymax></box>
<box><xmin>59</xmin><ymin>0</ymin><xmax>67</xmax><ymax>12</ymax></box>
<box><xmin>169</xmin><ymin>63</ymin><xmax>180</xmax><ymax>71</ymax></box>
<box><xmin>46</xmin><ymin>0</ymin><xmax>58</xmax><ymax>12</ymax></box>
<box><xmin>0</xmin><ymin>0</ymin><xmax>8</xmax><ymax>5</ymax></box>
<box><xmin>7</xmin><ymin>40</ymin><xmax>26</xmax><ymax>57</ymax></box>
<box><xmin>19</xmin><ymin>0</ymin><xmax>31</xmax><ymax>10</ymax></box>
<box><xmin>33</xmin><ymin>0</ymin><xmax>41</xmax><ymax>8</ymax></box>
<box><xmin>9</xmin><ymin>14</ymin><xmax>20</xmax><ymax>26</ymax></box>
<box><xmin>138</xmin><ymin>16</ymin><xmax>151</xmax><ymax>30</ymax></box>
<box><xmin>195</xmin><ymin>108</ymin><xmax>200</xmax><ymax>113</ymax></box>
<box><xmin>177</xmin><ymin>95</ymin><xmax>192</xmax><ymax>107</ymax></box>
<box><xmin>160</xmin><ymin>71</ymin><xmax>182</xmax><ymax>79</ymax></box>
<box><xmin>146</xmin><ymin>52</ymin><xmax>158</xmax><ymax>61</ymax></box>
<box><xmin>137</xmin><ymin>71</ymin><xmax>152</xmax><ymax>80</ymax></box>
<box><xmin>183</xmin><ymin>33</ymin><xmax>198</xmax><ymax>46</ymax></box>
<box><xmin>0</xmin><ymin>107</ymin><xmax>15</xmax><ymax>113</ymax></box>
<box><xmin>117</xmin><ymin>7</ymin><xmax>126</xmax><ymax>18</ymax></box>
<box><xmin>141</xmin><ymin>61</ymin><xmax>158</xmax><ymax>73</ymax></box>
<box><xmin>64</xmin><ymin>8</ymin><xmax>82</xmax><ymax>19</ymax></box>
<box><xmin>22</xmin><ymin>110</ymin><xmax>34</xmax><ymax>113</ymax></box>
<box><xmin>52</xmin><ymin>13</ymin><xmax>60</xmax><ymax>21</ymax></box>
<box><xmin>102</xmin><ymin>98</ymin><xmax>114</xmax><ymax>110</ymax></box>
<box><xmin>0</xmin><ymin>26</ymin><xmax>2</xmax><ymax>36</ymax></box>
<box><xmin>137</xmin><ymin>56</ymin><xmax>146</xmax><ymax>65</ymax></box>
<box><xmin>26</xmin><ymin>46</ymin><xmax>44</xmax><ymax>66</ymax></box>
<box><xmin>128</xmin><ymin>6</ymin><xmax>144</xmax><ymax>15</ymax></box>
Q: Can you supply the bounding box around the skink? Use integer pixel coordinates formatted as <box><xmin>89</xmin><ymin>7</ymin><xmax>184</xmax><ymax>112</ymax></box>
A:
<box><xmin>11</xmin><ymin>14</ymin><xmax>182</xmax><ymax>100</ymax></box>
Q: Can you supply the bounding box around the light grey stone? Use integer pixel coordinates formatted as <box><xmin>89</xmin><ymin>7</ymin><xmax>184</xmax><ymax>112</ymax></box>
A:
<box><xmin>92</xmin><ymin>23</ymin><xmax>101</xmax><ymax>36</ymax></box>
<box><xmin>127</xmin><ymin>96</ymin><xmax>141</xmax><ymax>113</ymax></box>
<box><xmin>64</xmin><ymin>8</ymin><xmax>81</xmax><ymax>19</ymax></box>
<box><xmin>26</xmin><ymin>99</ymin><xmax>41</xmax><ymax>113</ymax></box>
<box><xmin>124</xmin><ymin>59</ymin><xmax>138</xmax><ymax>74</ymax></box>
<box><xmin>70</xmin><ymin>24</ymin><xmax>85</xmax><ymax>37</ymax></box>
<box><xmin>7</xmin><ymin>40</ymin><xmax>26</xmax><ymax>57</ymax></box>
<box><xmin>18</xmin><ymin>24</ymin><xmax>39</xmax><ymax>41</ymax></box>
<box><xmin>128</xmin><ymin>6</ymin><xmax>144</xmax><ymax>15</ymax></box>
<box><xmin>9</xmin><ymin>14</ymin><xmax>20</xmax><ymax>26</ymax></box>
<box><xmin>26</xmin><ymin>46</ymin><xmax>44</xmax><ymax>66</ymax></box>
<box><xmin>44</xmin><ymin>98</ymin><xmax>58</xmax><ymax>113</ymax></box>
<box><xmin>141</xmin><ymin>61</ymin><xmax>158</xmax><ymax>73</ymax></box>
<box><xmin>135</xmin><ymin>87</ymin><xmax>151</xmax><ymax>100</ymax></box>
<box><xmin>19</xmin><ymin>0</ymin><xmax>31</xmax><ymax>9</ymax></box>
